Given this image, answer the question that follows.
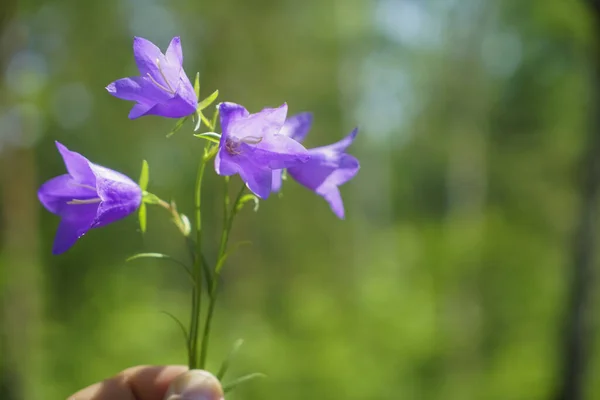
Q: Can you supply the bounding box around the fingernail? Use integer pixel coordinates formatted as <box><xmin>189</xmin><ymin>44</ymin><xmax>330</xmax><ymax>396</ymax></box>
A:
<box><xmin>163</xmin><ymin>369</ymin><xmax>224</xmax><ymax>400</ymax></box>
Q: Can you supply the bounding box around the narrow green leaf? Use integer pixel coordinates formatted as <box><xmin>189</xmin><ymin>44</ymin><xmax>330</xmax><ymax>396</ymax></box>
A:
<box><xmin>138</xmin><ymin>203</ymin><xmax>147</xmax><ymax>233</ymax></box>
<box><xmin>139</xmin><ymin>160</ymin><xmax>150</xmax><ymax>191</ymax></box>
<box><xmin>197</xmin><ymin>111</ymin><xmax>213</xmax><ymax>131</ymax></box>
<box><xmin>223</xmin><ymin>373</ymin><xmax>266</xmax><ymax>393</ymax></box>
<box><xmin>236</xmin><ymin>193</ymin><xmax>259</xmax><ymax>213</ymax></box>
<box><xmin>166</xmin><ymin>116</ymin><xmax>189</xmax><ymax>138</ymax></box>
<box><xmin>193</xmin><ymin>132</ymin><xmax>221</xmax><ymax>144</ymax></box>
<box><xmin>194</xmin><ymin>72</ymin><xmax>200</xmax><ymax>99</ymax></box>
<box><xmin>160</xmin><ymin>310</ymin><xmax>189</xmax><ymax>353</ymax></box>
<box><xmin>126</xmin><ymin>253</ymin><xmax>194</xmax><ymax>283</ymax></box>
<box><xmin>211</xmin><ymin>108</ymin><xmax>220</xmax><ymax>131</ymax></box>
<box><xmin>194</xmin><ymin>110</ymin><xmax>202</xmax><ymax>131</ymax></box>
<box><xmin>217</xmin><ymin>339</ymin><xmax>244</xmax><ymax>380</ymax></box>
<box><xmin>197</xmin><ymin>89</ymin><xmax>219</xmax><ymax>111</ymax></box>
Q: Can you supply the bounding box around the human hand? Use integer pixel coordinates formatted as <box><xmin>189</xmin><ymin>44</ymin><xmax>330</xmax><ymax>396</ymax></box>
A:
<box><xmin>69</xmin><ymin>366</ymin><xmax>224</xmax><ymax>400</ymax></box>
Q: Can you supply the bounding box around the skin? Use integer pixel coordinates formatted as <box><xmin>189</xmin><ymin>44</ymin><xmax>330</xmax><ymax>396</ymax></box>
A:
<box><xmin>69</xmin><ymin>365</ymin><xmax>187</xmax><ymax>400</ymax></box>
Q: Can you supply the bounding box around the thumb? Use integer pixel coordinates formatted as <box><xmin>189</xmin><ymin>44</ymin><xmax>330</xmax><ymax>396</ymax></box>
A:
<box><xmin>163</xmin><ymin>370</ymin><xmax>224</xmax><ymax>400</ymax></box>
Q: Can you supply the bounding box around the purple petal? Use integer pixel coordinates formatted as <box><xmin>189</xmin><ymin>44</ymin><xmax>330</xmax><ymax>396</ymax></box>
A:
<box><xmin>320</xmin><ymin>127</ymin><xmax>358</xmax><ymax>154</ymax></box>
<box><xmin>106</xmin><ymin>76</ymin><xmax>168</xmax><ymax>103</ymax></box>
<box><xmin>165</xmin><ymin>36</ymin><xmax>183</xmax><ymax>65</ymax></box>
<box><xmin>89</xmin><ymin>164</ymin><xmax>142</xmax><ymax>227</ymax></box>
<box><xmin>51</xmin><ymin>203</ymin><xmax>98</xmax><ymax>255</ymax></box>
<box><xmin>133</xmin><ymin>37</ymin><xmax>167</xmax><ymax>76</ymax></box>
<box><xmin>143</xmin><ymin>93</ymin><xmax>197</xmax><ymax>119</ymax></box>
<box><xmin>38</xmin><ymin>174</ymin><xmax>99</xmax><ymax>215</ymax></box>
<box><xmin>289</xmin><ymin>153</ymin><xmax>359</xmax><ymax>193</ymax></box>
<box><xmin>221</xmin><ymin>103</ymin><xmax>287</xmax><ymax>141</ymax></box>
<box><xmin>272</xmin><ymin>169</ymin><xmax>283</xmax><ymax>192</ymax></box>
<box><xmin>236</xmin><ymin>158</ymin><xmax>273</xmax><ymax>199</ymax></box>
<box><xmin>215</xmin><ymin>146</ymin><xmax>273</xmax><ymax>199</ymax></box>
<box><xmin>176</xmin><ymin>74</ymin><xmax>199</xmax><ymax>110</ymax></box>
<box><xmin>128</xmin><ymin>102</ymin><xmax>154</xmax><ymax>119</ymax></box>
<box><xmin>106</xmin><ymin>77</ymin><xmax>146</xmax><ymax>102</ymax></box>
<box><xmin>251</xmin><ymin>134</ymin><xmax>310</xmax><ymax>169</ymax></box>
<box><xmin>92</xmin><ymin>199</ymin><xmax>140</xmax><ymax>228</ymax></box>
<box><xmin>55</xmin><ymin>141</ymin><xmax>96</xmax><ymax>186</ymax></box>
<box><xmin>133</xmin><ymin>37</ymin><xmax>179</xmax><ymax>95</ymax></box>
<box><xmin>245</xmin><ymin>104</ymin><xmax>288</xmax><ymax>139</ymax></box>
<box><xmin>215</xmin><ymin>148</ymin><xmax>240</xmax><ymax>176</ymax></box>
<box><xmin>281</xmin><ymin>112</ymin><xmax>313</xmax><ymax>143</ymax></box>
<box><xmin>288</xmin><ymin>153</ymin><xmax>358</xmax><ymax>219</ymax></box>
<box><xmin>322</xmin><ymin>187</ymin><xmax>345</xmax><ymax>219</ymax></box>
<box><xmin>88</xmin><ymin>164</ymin><xmax>142</xmax><ymax>222</ymax></box>
<box><xmin>287</xmin><ymin>128</ymin><xmax>360</xmax><ymax>219</ymax></box>
<box><xmin>219</xmin><ymin>102</ymin><xmax>250</xmax><ymax>139</ymax></box>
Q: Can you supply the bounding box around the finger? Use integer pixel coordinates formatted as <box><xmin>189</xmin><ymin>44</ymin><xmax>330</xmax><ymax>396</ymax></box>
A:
<box><xmin>69</xmin><ymin>365</ymin><xmax>187</xmax><ymax>400</ymax></box>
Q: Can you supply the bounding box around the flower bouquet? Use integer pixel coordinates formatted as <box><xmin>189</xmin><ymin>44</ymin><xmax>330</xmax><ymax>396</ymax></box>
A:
<box><xmin>39</xmin><ymin>36</ymin><xmax>359</xmax><ymax>399</ymax></box>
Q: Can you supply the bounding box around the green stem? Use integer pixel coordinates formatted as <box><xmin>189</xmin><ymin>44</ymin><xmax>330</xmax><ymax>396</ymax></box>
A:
<box><xmin>188</xmin><ymin>146</ymin><xmax>210</xmax><ymax>369</ymax></box>
<box><xmin>199</xmin><ymin>182</ymin><xmax>245</xmax><ymax>368</ymax></box>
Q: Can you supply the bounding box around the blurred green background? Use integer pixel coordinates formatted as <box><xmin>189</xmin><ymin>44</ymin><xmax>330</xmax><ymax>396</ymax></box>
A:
<box><xmin>1</xmin><ymin>0</ymin><xmax>600</xmax><ymax>399</ymax></box>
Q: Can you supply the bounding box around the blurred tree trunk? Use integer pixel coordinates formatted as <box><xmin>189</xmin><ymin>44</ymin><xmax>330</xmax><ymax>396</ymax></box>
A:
<box><xmin>0</xmin><ymin>3</ymin><xmax>43</xmax><ymax>399</ymax></box>
<box><xmin>554</xmin><ymin>2</ymin><xmax>600</xmax><ymax>399</ymax></box>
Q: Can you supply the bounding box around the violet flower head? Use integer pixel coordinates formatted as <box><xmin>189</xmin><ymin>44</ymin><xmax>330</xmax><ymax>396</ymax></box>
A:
<box><xmin>106</xmin><ymin>36</ymin><xmax>197</xmax><ymax>119</ymax></box>
<box><xmin>38</xmin><ymin>142</ymin><xmax>142</xmax><ymax>254</ymax></box>
<box><xmin>273</xmin><ymin>113</ymin><xmax>360</xmax><ymax>219</ymax></box>
<box><xmin>215</xmin><ymin>102</ymin><xmax>310</xmax><ymax>199</ymax></box>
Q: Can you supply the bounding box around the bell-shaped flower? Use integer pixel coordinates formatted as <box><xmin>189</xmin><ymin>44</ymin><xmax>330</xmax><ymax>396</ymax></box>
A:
<box><xmin>215</xmin><ymin>102</ymin><xmax>310</xmax><ymax>199</ymax></box>
<box><xmin>38</xmin><ymin>142</ymin><xmax>142</xmax><ymax>254</ymax></box>
<box><xmin>106</xmin><ymin>36</ymin><xmax>197</xmax><ymax>119</ymax></box>
<box><xmin>273</xmin><ymin>113</ymin><xmax>360</xmax><ymax>219</ymax></box>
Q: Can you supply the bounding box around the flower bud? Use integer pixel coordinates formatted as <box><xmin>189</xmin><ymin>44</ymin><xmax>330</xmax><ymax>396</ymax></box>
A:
<box><xmin>163</xmin><ymin>369</ymin><xmax>224</xmax><ymax>400</ymax></box>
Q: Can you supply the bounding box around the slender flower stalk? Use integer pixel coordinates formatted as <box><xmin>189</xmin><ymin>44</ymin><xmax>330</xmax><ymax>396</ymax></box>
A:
<box><xmin>200</xmin><ymin>181</ymin><xmax>245</xmax><ymax>369</ymax></box>
<box><xmin>188</xmin><ymin>143</ymin><xmax>213</xmax><ymax>369</ymax></box>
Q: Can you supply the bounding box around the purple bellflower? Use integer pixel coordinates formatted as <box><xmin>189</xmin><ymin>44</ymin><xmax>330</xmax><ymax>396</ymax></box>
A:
<box><xmin>106</xmin><ymin>36</ymin><xmax>197</xmax><ymax>119</ymax></box>
<box><xmin>273</xmin><ymin>113</ymin><xmax>360</xmax><ymax>219</ymax></box>
<box><xmin>38</xmin><ymin>142</ymin><xmax>142</xmax><ymax>255</ymax></box>
<box><xmin>215</xmin><ymin>102</ymin><xmax>310</xmax><ymax>199</ymax></box>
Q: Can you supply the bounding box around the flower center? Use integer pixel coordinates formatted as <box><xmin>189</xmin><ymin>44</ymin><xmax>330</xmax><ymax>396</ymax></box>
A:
<box><xmin>146</xmin><ymin>58</ymin><xmax>176</xmax><ymax>95</ymax></box>
<box><xmin>225</xmin><ymin>136</ymin><xmax>263</xmax><ymax>156</ymax></box>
